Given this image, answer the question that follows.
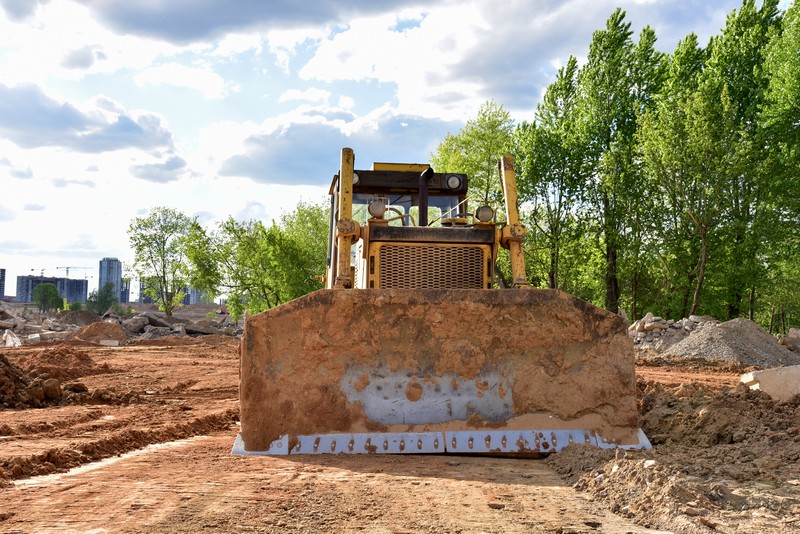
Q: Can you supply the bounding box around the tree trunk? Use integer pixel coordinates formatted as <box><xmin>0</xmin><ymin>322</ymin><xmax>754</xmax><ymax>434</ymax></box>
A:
<box><xmin>689</xmin><ymin>233</ymin><xmax>708</xmax><ymax>316</ymax></box>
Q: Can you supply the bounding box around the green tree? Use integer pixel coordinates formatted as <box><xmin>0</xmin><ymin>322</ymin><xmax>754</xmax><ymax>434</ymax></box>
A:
<box><xmin>637</xmin><ymin>33</ymin><xmax>724</xmax><ymax>318</ymax></box>
<box><xmin>702</xmin><ymin>0</ymin><xmax>781</xmax><ymax>319</ymax></box>
<box><xmin>576</xmin><ymin>10</ymin><xmax>666</xmax><ymax>313</ymax></box>
<box><xmin>32</xmin><ymin>283</ymin><xmax>61</xmax><ymax>312</ymax></box>
<box><xmin>86</xmin><ymin>282</ymin><xmax>119</xmax><ymax>316</ymax></box>
<box><xmin>128</xmin><ymin>207</ymin><xmax>194</xmax><ymax>316</ymax></box>
<box><xmin>430</xmin><ymin>100</ymin><xmax>514</xmax><ymax>206</ymax></box>
<box><xmin>186</xmin><ymin>202</ymin><xmax>328</xmax><ymax>320</ymax></box>
<box><xmin>514</xmin><ymin>56</ymin><xmax>586</xmax><ymax>290</ymax></box>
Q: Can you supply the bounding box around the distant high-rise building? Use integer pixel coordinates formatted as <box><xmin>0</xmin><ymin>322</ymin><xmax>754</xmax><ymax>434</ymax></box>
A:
<box><xmin>0</xmin><ymin>268</ymin><xmax>5</xmax><ymax>299</ymax></box>
<box><xmin>98</xmin><ymin>257</ymin><xmax>124</xmax><ymax>302</ymax></box>
<box><xmin>120</xmin><ymin>278</ymin><xmax>130</xmax><ymax>304</ymax></box>
<box><xmin>16</xmin><ymin>275</ymin><xmax>88</xmax><ymax>304</ymax></box>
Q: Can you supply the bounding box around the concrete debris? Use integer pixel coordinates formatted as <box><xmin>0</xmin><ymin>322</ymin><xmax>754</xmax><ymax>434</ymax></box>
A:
<box><xmin>741</xmin><ymin>365</ymin><xmax>800</xmax><ymax>402</ymax></box>
<box><xmin>3</xmin><ymin>329</ymin><xmax>21</xmax><ymax>348</ymax></box>
<box><xmin>0</xmin><ymin>303</ymin><xmax>242</xmax><ymax>347</ymax></box>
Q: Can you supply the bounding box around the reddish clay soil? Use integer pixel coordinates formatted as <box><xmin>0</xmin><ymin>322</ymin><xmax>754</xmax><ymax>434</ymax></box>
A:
<box><xmin>1</xmin><ymin>337</ymin><xmax>797</xmax><ymax>533</ymax></box>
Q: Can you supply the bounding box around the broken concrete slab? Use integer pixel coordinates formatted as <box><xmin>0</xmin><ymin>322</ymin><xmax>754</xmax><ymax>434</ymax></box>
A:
<box><xmin>741</xmin><ymin>365</ymin><xmax>800</xmax><ymax>402</ymax></box>
<box><xmin>3</xmin><ymin>329</ymin><xmax>21</xmax><ymax>347</ymax></box>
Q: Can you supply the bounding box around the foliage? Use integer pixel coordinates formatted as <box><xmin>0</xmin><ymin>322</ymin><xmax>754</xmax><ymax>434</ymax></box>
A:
<box><xmin>430</xmin><ymin>100</ymin><xmax>514</xmax><ymax>206</ymax></box>
<box><xmin>185</xmin><ymin>201</ymin><xmax>328</xmax><ymax>320</ymax></box>
<box><xmin>86</xmin><ymin>282</ymin><xmax>119</xmax><ymax>316</ymax></box>
<box><xmin>68</xmin><ymin>301</ymin><xmax>82</xmax><ymax>311</ymax></box>
<box><xmin>128</xmin><ymin>207</ymin><xmax>194</xmax><ymax>316</ymax></box>
<box><xmin>427</xmin><ymin>1</ymin><xmax>798</xmax><ymax>328</ymax></box>
<box><xmin>32</xmin><ymin>283</ymin><xmax>61</xmax><ymax>313</ymax></box>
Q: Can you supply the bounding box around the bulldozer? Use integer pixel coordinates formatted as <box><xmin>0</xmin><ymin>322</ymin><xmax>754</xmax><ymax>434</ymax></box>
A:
<box><xmin>233</xmin><ymin>147</ymin><xmax>650</xmax><ymax>456</ymax></box>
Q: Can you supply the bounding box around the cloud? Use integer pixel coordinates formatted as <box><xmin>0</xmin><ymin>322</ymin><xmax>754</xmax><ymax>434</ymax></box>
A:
<box><xmin>129</xmin><ymin>155</ymin><xmax>188</xmax><ymax>183</ymax></box>
<box><xmin>0</xmin><ymin>157</ymin><xmax>33</xmax><ymax>179</ymax></box>
<box><xmin>193</xmin><ymin>210</ymin><xmax>216</xmax><ymax>225</ymax></box>
<box><xmin>0</xmin><ymin>0</ymin><xmax>49</xmax><ymax>21</ymax></box>
<box><xmin>0</xmin><ymin>239</ymin><xmax>30</xmax><ymax>250</ymax></box>
<box><xmin>23</xmin><ymin>204</ymin><xmax>45</xmax><ymax>211</ymax></box>
<box><xmin>63</xmin><ymin>233</ymin><xmax>97</xmax><ymax>251</ymax></box>
<box><xmin>77</xmin><ymin>0</ymin><xmax>425</xmax><ymax>43</ymax></box>
<box><xmin>279</xmin><ymin>87</ymin><xmax>331</xmax><ymax>104</ymax></box>
<box><xmin>135</xmin><ymin>63</ymin><xmax>239</xmax><ymax>99</ymax></box>
<box><xmin>61</xmin><ymin>45</ymin><xmax>107</xmax><ymax>69</ymax></box>
<box><xmin>0</xmin><ymin>83</ymin><xmax>175</xmax><ymax>153</ymax></box>
<box><xmin>236</xmin><ymin>201</ymin><xmax>269</xmax><ymax>222</ymax></box>
<box><xmin>0</xmin><ymin>205</ymin><xmax>15</xmax><ymax>221</ymax></box>
<box><xmin>219</xmin><ymin>108</ymin><xmax>460</xmax><ymax>186</ymax></box>
<box><xmin>52</xmin><ymin>178</ymin><xmax>96</xmax><ymax>188</ymax></box>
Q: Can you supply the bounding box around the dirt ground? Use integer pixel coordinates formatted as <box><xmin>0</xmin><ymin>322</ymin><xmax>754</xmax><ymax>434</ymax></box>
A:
<box><xmin>1</xmin><ymin>334</ymin><xmax>798</xmax><ymax>533</ymax></box>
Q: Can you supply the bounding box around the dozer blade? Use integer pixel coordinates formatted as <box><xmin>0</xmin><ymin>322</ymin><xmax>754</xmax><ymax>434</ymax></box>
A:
<box><xmin>235</xmin><ymin>289</ymin><xmax>651</xmax><ymax>456</ymax></box>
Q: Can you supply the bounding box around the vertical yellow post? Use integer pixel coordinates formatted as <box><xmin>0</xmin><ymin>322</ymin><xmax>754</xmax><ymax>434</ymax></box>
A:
<box><xmin>334</xmin><ymin>147</ymin><xmax>356</xmax><ymax>289</ymax></box>
<box><xmin>500</xmin><ymin>154</ymin><xmax>530</xmax><ymax>288</ymax></box>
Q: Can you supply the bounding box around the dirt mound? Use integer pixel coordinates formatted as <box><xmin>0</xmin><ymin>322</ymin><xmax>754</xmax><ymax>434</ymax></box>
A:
<box><xmin>0</xmin><ymin>354</ymin><xmax>31</xmax><ymax>407</ymax></box>
<box><xmin>13</xmin><ymin>344</ymin><xmax>100</xmax><ymax>381</ymax></box>
<box><xmin>56</xmin><ymin>310</ymin><xmax>102</xmax><ymax>327</ymax></box>
<box><xmin>661</xmin><ymin>318</ymin><xmax>800</xmax><ymax>367</ymax></box>
<box><xmin>74</xmin><ymin>321</ymin><xmax>126</xmax><ymax>344</ymax></box>
<box><xmin>548</xmin><ymin>380</ymin><xmax>800</xmax><ymax>532</ymax></box>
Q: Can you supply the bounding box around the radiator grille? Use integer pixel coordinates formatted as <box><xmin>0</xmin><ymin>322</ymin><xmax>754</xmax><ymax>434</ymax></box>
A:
<box><xmin>378</xmin><ymin>244</ymin><xmax>486</xmax><ymax>289</ymax></box>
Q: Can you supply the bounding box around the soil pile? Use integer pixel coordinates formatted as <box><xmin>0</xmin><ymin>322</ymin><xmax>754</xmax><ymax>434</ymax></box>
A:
<box><xmin>661</xmin><ymin>318</ymin><xmax>800</xmax><ymax>367</ymax></box>
<box><xmin>13</xmin><ymin>344</ymin><xmax>101</xmax><ymax>381</ymax></box>
<box><xmin>0</xmin><ymin>354</ymin><xmax>30</xmax><ymax>407</ymax></box>
<box><xmin>56</xmin><ymin>310</ymin><xmax>102</xmax><ymax>327</ymax></box>
<box><xmin>548</xmin><ymin>380</ymin><xmax>800</xmax><ymax>532</ymax></box>
<box><xmin>74</xmin><ymin>321</ymin><xmax>126</xmax><ymax>344</ymax></box>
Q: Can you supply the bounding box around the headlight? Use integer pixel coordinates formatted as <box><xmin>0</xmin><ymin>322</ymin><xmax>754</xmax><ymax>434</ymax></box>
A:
<box><xmin>475</xmin><ymin>205</ymin><xmax>494</xmax><ymax>222</ymax></box>
<box><xmin>446</xmin><ymin>174</ymin><xmax>462</xmax><ymax>190</ymax></box>
<box><xmin>368</xmin><ymin>197</ymin><xmax>386</xmax><ymax>218</ymax></box>
<box><xmin>352</xmin><ymin>172</ymin><xmax>359</xmax><ymax>185</ymax></box>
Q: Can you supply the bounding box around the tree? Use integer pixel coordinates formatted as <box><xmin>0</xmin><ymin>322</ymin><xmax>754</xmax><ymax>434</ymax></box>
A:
<box><xmin>701</xmin><ymin>0</ymin><xmax>781</xmax><ymax>319</ymax></box>
<box><xmin>576</xmin><ymin>10</ymin><xmax>665</xmax><ymax>313</ymax></box>
<box><xmin>514</xmin><ymin>56</ymin><xmax>586</xmax><ymax>290</ymax></box>
<box><xmin>637</xmin><ymin>33</ymin><xmax>724</xmax><ymax>318</ymax></box>
<box><xmin>185</xmin><ymin>201</ymin><xmax>328</xmax><ymax>320</ymax></box>
<box><xmin>430</xmin><ymin>100</ymin><xmax>515</xmax><ymax>206</ymax></box>
<box><xmin>86</xmin><ymin>282</ymin><xmax>119</xmax><ymax>316</ymax></box>
<box><xmin>128</xmin><ymin>207</ymin><xmax>194</xmax><ymax>316</ymax></box>
<box><xmin>32</xmin><ymin>283</ymin><xmax>61</xmax><ymax>312</ymax></box>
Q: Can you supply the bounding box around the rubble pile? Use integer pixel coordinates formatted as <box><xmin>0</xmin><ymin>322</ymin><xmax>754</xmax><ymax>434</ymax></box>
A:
<box><xmin>630</xmin><ymin>313</ymin><xmax>800</xmax><ymax>368</ymax></box>
<box><xmin>628</xmin><ymin>312</ymin><xmax>718</xmax><ymax>353</ymax></box>
<box><xmin>0</xmin><ymin>302</ymin><xmax>242</xmax><ymax>347</ymax></box>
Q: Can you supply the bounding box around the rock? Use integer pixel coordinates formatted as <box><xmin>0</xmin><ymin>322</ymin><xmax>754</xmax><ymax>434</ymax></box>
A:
<box><xmin>122</xmin><ymin>316</ymin><xmax>149</xmax><ymax>334</ymax></box>
<box><xmin>141</xmin><ymin>326</ymin><xmax>173</xmax><ymax>339</ymax></box>
<box><xmin>42</xmin><ymin>378</ymin><xmax>62</xmax><ymax>400</ymax></box>
<box><xmin>26</xmin><ymin>333</ymin><xmax>41</xmax><ymax>344</ymax></box>
<box><xmin>172</xmin><ymin>324</ymin><xmax>187</xmax><ymax>336</ymax></box>
<box><xmin>0</xmin><ymin>319</ymin><xmax>14</xmax><ymax>329</ymax></box>
<box><xmin>183</xmin><ymin>323</ymin><xmax>223</xmax><ymax>335</ymax></box>
<box><xmin>741</xmin><ymin>365</ymin><xmax>800</xmax><ymax>402</ymax></box>
<box><xmin>26</xmin><ymin>385</ymin><xmax>45</xmax><ymax>401</ymax></box>
<box><xmin>40</xmin><ymin>331</ymin><xmax>71</xmax><ymax>341</ymax></box>
<box><xmin>139</xmin><ymin>311</ymin><xmax>172</xmax><ymax>328</ymax></box>
<box><xmin>3</xmin><ymin>329</ymin><xmax>21</xmax><ymax>347</ymax></box>
<box><xmin>99</xmin><ymin>340</ymin><xmax>120</xmax><ymax>347</ymax></box>
<box><xmin>64</xmin><ymin>382</ymin><xmax>89</xmax><ymax>393</ymax></box>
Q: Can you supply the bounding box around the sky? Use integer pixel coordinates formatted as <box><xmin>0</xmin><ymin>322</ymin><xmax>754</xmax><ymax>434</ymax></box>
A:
<box><xmin>0</xmin><ymin>0</ymin><xmax>791</xmax><ymax>299</ymax></box>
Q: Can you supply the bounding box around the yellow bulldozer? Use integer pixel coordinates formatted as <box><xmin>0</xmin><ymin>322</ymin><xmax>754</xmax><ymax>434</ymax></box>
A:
<box><xmin>233</xmin><ymin>148</ymin><xmax>650</xmax><ymax>456</ymax></box>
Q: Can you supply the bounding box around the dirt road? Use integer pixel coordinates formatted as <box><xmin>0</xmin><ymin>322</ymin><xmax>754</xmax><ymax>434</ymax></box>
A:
<box><xmin>1</xmin><ymin>336</ymin><xmax>797</xmax><ymax>533</ymax></box>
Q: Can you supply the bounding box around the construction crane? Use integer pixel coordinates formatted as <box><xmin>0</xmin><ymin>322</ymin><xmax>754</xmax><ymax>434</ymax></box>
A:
<box><xmin>31</xmin><ymin>268</ymin><xmax>45</xmax><ymax>277</ymax></box>
<box><xmin>56</xmin><ymin>266</ymin><xmax>91</xmax><ymax>277</ymax></box>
